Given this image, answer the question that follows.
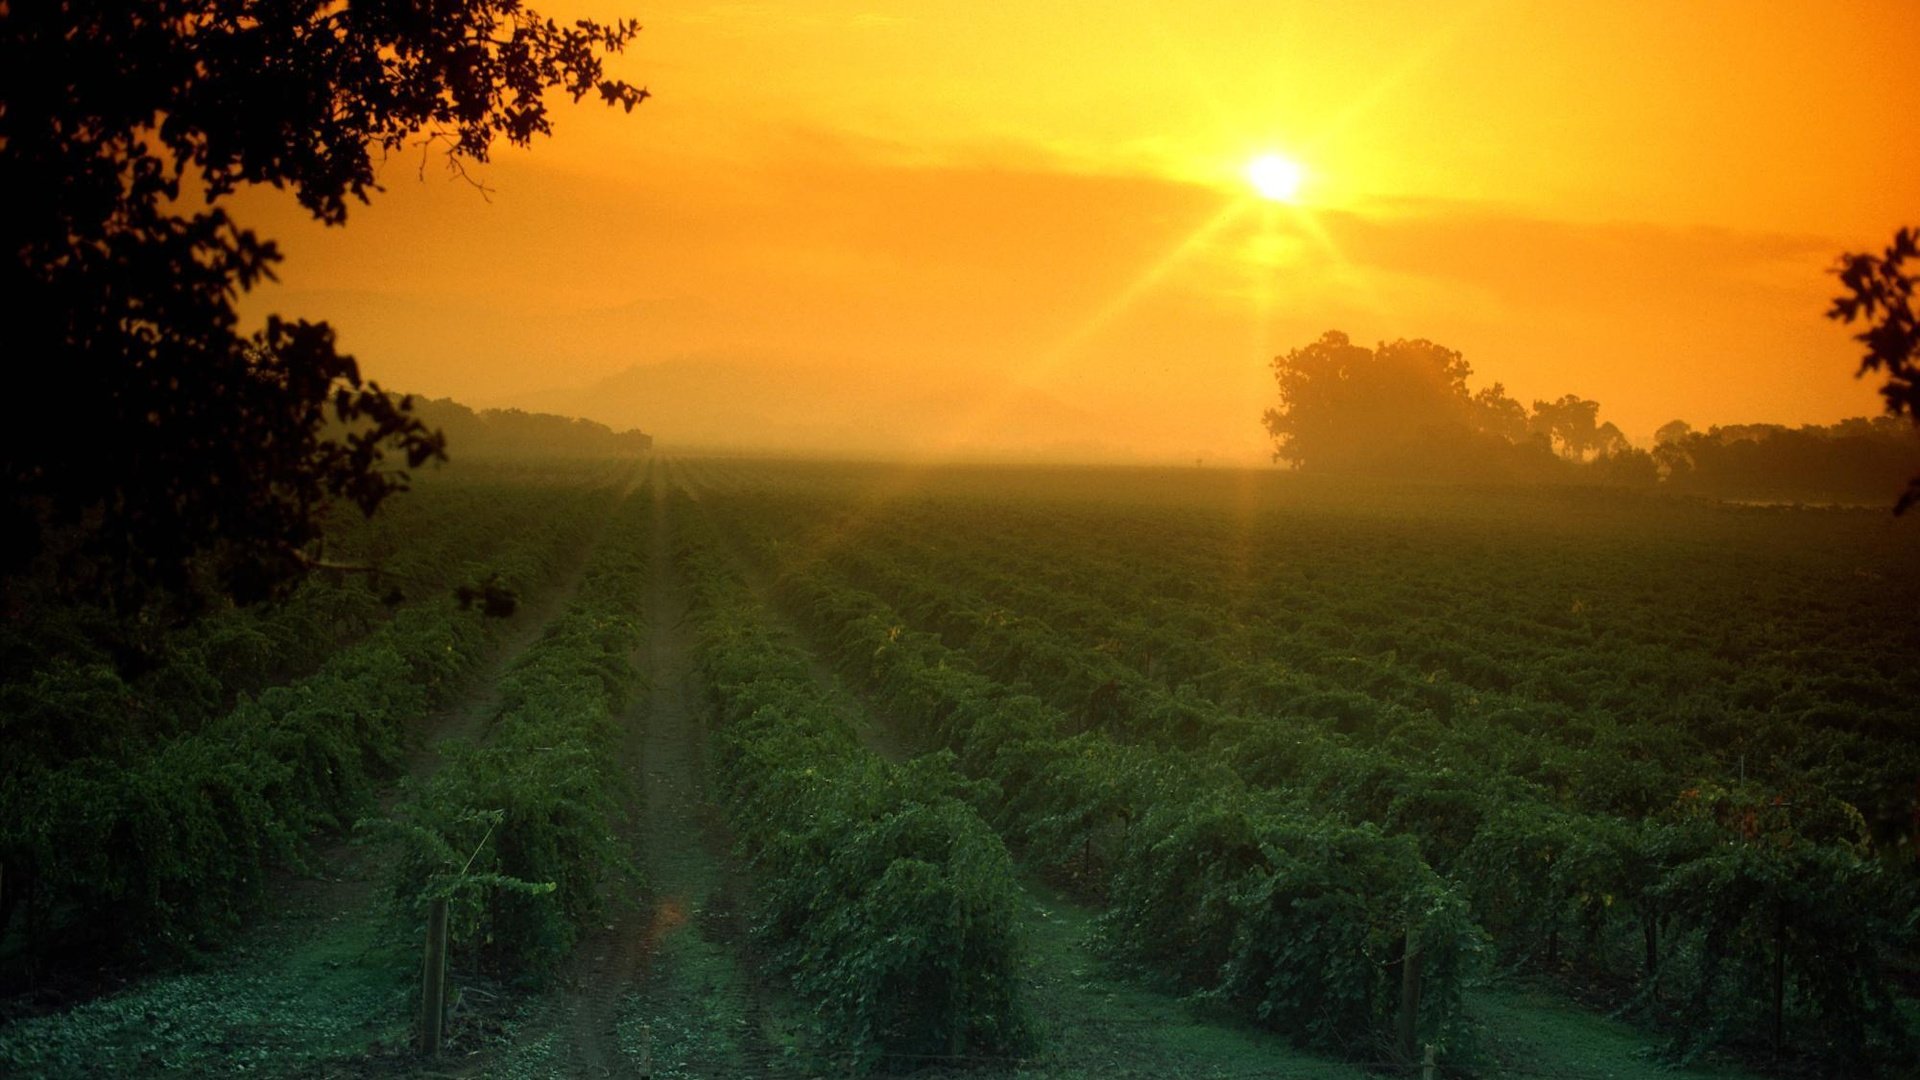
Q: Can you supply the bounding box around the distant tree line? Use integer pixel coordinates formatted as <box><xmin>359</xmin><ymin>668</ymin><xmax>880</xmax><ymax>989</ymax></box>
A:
<box><xmin>1264</xmin><ymin>331</ymin><xmax>1920</xmax><ymax>504</ymax></box>
<box><xmin>408</xmin><ymin>398</ymin><xmax>652</xmax><ymax>459</ymax></box>
<box><xmin>1651</xmin><ymin>416</ymin><xmax>1920</xmax><ymax>503</ymax></box>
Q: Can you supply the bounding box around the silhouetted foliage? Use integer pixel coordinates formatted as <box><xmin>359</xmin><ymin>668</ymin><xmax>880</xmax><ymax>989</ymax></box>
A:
<box><xmin>1655</xmin><ymin>419</ymin><xmax>1694</xmax><ymax>447</ymax></box>
<box><xmin>1265</xmin><ymin>329</ymin><xmax>1915</xmax><ymax>504</ymax></box>
<box><xmin>1656</xmin><ymin>417</ymin><xmax>1920</xmax><ymax>505</ymax></box>
<box><xmin>1829</xmin><ymin>226</ymin><xmax>1920</xmax><ymax>513</ymax></box>
<box><xmin>1530</xmin><ymin>395</ymin><xmax>1603</xmax><ymax>461</ymax></box>
<box><xmin>409</xmin><ymin>397</ymin><xmax>653</xmax><ymax>457</ymax></box>
<box><xmin>1263</xmin><ymin>331</ymin><xmax>1624</xmax><ymax>482</ymax></box>
<box><xmin>1</xmin><ymin>1</ymin><xmax>648</xmax><ymax>610</ymax></box>
<box><xmin>1265</xmin><ymin>331</ymin><xmax>1540</xmax><ymax>473</ymax></box>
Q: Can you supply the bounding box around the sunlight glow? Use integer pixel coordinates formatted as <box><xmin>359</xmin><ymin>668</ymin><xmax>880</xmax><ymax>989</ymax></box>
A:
<box><xmin>1246</xmin><ymin>154</ymin><xmax>1306</xmax><ymax>202</ymax></box>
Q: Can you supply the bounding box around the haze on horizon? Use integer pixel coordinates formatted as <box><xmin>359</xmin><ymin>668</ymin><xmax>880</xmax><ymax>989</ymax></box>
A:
<box><xmin>233</xmin><ymin>0</ymin><xmax>1920</xmax><ymax>465</ymax></box>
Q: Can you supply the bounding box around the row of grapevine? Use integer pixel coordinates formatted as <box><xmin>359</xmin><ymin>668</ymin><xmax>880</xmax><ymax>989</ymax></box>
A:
<box><xmin>786</xmin><ymin>522</ymin><xmax>1916</xmax><ymax>1072</ymax></box>
<box><xmin>4</xmin><ymin>469</ymin><xmax>619</xmax><ymax>775</ymax></box>
<box><xmin>763</xmin><ymin>559</ymin><xmax>1479</xmax><ymax>1065</ymax></box>
<box><xmin>850</xmin><ymin>491</ymin><xmax>1920</xmax><ymax>849</ymax></box>
<box><xmin>674</xmin><ymin>495</ymin><xmax>1031</xmax><ymax>1070</ymax></box>
<box><xmin>377</xmin><ymin>487</ymin><xmax>653</xmax><ymax>977</ymax></box>
<box><xmin>701</xmin><ymin>475</ymin><xmax>1917</xmax><ymax>1074</ymax></box>
<box><xmin>0</xmin><ymin>473</ymin><xmax>625</xmax><ymax>974</ymax></box>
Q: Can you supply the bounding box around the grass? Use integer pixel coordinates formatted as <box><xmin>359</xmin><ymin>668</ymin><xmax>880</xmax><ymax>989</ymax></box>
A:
<box><xmin>1469</xmin><ymin>984</ymin><xmax>1763</xmax><ymax>1080</ymax></box>
<box><xmin>998</xmin><ymin>877</ymin><xmax>1774</xmax><ymax>1080</ymax></box>
<box><xmin>611</xmin><ymin>912</ymin><xmax>772</xmax><ymax>1078</ymax></box>
<box><xmin>1001</xmin><ymin>877</ymin><xmax>1373</xmax><ymax>1079</ymax></box>
<box><xmin>0</xmin><ymin>846</ymin><xmax>412</xmax><ymax>1078</ymax></box>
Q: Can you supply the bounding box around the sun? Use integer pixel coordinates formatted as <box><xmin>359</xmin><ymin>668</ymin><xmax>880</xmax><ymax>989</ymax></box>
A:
<box><xmin>1246</xmin><ymin>153</ymin><xmax>1306</xmax><ymax>203</ymax></box>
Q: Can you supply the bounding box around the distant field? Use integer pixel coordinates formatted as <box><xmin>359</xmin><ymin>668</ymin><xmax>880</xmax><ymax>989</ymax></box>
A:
<box><xmin>684</xmin><ymin>457</ymin><xmax>1920</xmax><ymax>1074</ymax></box>
<box><xmin>3</xmin><ymin>457</ymin><xmax>1914</xmax><ymax>1077</ymax></box>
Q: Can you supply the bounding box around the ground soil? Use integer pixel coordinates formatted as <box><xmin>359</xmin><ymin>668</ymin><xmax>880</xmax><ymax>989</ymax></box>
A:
<box><xmin>545</xmin><ymin>470</ymin><xmax>781</xmax><ymax>1077</ymax></box>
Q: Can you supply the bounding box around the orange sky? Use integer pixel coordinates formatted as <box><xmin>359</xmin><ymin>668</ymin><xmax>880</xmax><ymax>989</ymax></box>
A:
<box><xmin>233</xmin><ymin>0</ymin><xmax>1920</xmax><ymax>463</ymax></box>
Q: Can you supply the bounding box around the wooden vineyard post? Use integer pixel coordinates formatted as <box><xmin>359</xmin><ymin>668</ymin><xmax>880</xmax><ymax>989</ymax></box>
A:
<box><xmin>420</xmin><ymin>897</ymin><xmax>449</xmax><ymax>1058</ymax></box>
<box><xmin>1397</xmin><ymin>925</ymin><xmax>1423</xmax><ymax>1065</ymax></box>
<box><xmin>1771</xmin><ymin>899</ymin><xmax>1786</xmax><ymax>1054</ymax></box>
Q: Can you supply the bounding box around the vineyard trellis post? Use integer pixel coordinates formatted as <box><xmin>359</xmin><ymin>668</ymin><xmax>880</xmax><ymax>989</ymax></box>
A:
<box><xmin>420</xmin><ymin>896</ymin><xmax>449</xmax><ymax>1057</ymax></box>
<box><xmin>1397</xmin><ymin>924</ymin><xmax>1423</xmax><ymax>1064</ymax></box>
<box><xmin>1770</xmin><ymin>898</ymin><xmax>1786</xmax><ymax>1054</ymax></box>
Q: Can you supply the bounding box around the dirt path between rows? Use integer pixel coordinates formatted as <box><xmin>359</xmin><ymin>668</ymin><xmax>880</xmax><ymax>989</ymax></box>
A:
<box><xmin>556</xmin><ymin>470</ymin><xmax>776</xmax><ymax>1077</ymax></box>
<box><xmin>405</xmin><ymin>525</ymin><xmax>609</xmax><ymax>772</ymax></box>
<box><xmin>269</xmin><ymin>514</ymin><xmax>612</xmax><ymax>947</ymax></box>
<box><xmin>668</xmin><ymin>476</ymin><xmax>915</xmax><ymax>767</ymax></box>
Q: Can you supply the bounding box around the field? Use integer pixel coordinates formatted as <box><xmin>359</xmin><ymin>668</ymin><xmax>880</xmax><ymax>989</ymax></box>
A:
<box><xmin>3</xmin><ymin>456</ymin><xmax>1916</xmax><ymax>1078</ymax></box>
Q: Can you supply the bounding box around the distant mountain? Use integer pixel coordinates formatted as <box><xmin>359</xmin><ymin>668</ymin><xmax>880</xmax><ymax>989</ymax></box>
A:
<box><xmin>514</xmin><ymin>354</ymin><xmax>1141</xmax><ymax>461</ymax></box>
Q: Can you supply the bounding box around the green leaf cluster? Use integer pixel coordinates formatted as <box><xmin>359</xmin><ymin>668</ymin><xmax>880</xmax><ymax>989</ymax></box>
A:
<box><xmin>725</xmin><ymin>476</ymin><xmax>1918</xmax><ymax>1074</ymax></box>
<box><xmin>378</xmin><ymin>495</ymin><xmax>649</xmax><ymax>976</ymax></box>
<box><xmin>0</xmin><ymin>474</ymin><xmax>615</xmax><ymax>973</ymax></box>
<box><xmin>780</xmin><ymin>568</ymin><xmax>1480</xmax><ymax>1063</ymax></box>
<box><xmin>678</xmin><ymin>510</ymin><xmax>1030</xmax><ymax>1070</ymax></box>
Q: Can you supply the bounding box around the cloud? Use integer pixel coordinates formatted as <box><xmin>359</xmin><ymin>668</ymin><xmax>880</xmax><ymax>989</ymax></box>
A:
<box><xmin>238</xmin><ymin>126</ymin><xmax>1882</xmax><ymax>457</ymax></box>
<box><xmin>1322</xmin><ymin>198</ymin><xmax>1839</xmax><ymax>313</ymax></box>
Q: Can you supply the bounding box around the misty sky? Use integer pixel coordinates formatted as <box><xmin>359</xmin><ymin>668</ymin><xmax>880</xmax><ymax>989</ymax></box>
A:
<box><xmin>233</xmin><ymin>0</ymin><xmax>1920</xmax><ymax>463</ymax></box>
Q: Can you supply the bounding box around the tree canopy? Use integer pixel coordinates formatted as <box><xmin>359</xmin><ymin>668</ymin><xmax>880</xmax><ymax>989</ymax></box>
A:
<box><xmin>1263</xmin><ymin>331</ymin><xmax>1504</xmax><ymax>471</ymax></box>
<box><xmin>1653</xmin><ymin>416</ymin><xmax>1920</xmax><ymax>505</ymax></box>
<box><xmin>1829</xmin><ymin>226</ymin><xmax>1919</xmax><ymax>513</ymax></box>
<box><xmin>1528</xmin><ymin>394</ymin><xmax>1602</xmax><ymax>460</ymax></box>
<box><xmin>1261</xmin><ymin>328</ymin><xmax>1919</xmax><ymax>504</ymax></box>
<box><xmin>1</xmin><ymin>1</ymin><xmax>648</xmax><ymax>609</ymax></box>
<box><xmin>1262</xmin><ymin>330</ymin><xmax>1626</xmax><ymax>478</ymax></box>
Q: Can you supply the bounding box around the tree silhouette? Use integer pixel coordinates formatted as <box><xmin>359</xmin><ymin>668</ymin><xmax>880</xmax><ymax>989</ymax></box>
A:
<box><xmin>1594</xmin><ymin>420</ymin><xmax>1631</xmax><ymax>458</ymax></box>
<box><xmin>1655</xmin><ymin>419</ymin><xmax>1694</xmax><ymax>447</ymax></box>
<box><xmin>2</xmin><ymin>2</ymin><xmax>648</xmax><ymax>609</ymax></box>
<box><xmin>1828</xmin><ymin>226</ymin><xmax>1919</xmax><ymax>513</ymax></box>
<box><xmin>1530</xmin><ymin>395</ymin><xmax>1603</xmax><ymax>461</ymax></box>
<box><xmin>1264</xmin><ymin>331</ymin><xmax>1479</xmax><ymax>469</ymax></box>
<box><xmin>1472</xmin><ymin>383</ymin><xmax>1532</xmax><ymax>443</ymax></box>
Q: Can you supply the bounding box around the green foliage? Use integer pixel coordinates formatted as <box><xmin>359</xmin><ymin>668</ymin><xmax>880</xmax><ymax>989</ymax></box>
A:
<box><xmin>8</xmin><ymin>460</ymin><xmax>1914</xmax><ymax>1077</ymax></box>
<box><xmin>0</xmin><ymin>603</ymin><xmax>483</xmax><ymax>963</ymax></box>
<box><xmin>1652</xmin><ymin>834</ymin><xmax>1912</xmax><ymax>1070</ymax></box>
<box><xmin>714</xmin><ymin>465</ymin><xmax>1919</xmax><ymax>1074</ymax></box>
<box><xmin>378</xmin><ymin>496</ymin><xmax>648</xmax><ymax>977</ymax></box>
<box><xmin>0</xmin><ymin>922</ymin><xmax>409</xmax><ymax>1078</ymax></box>
<box><xmin>1829</xmin><ymin>225</ymin><xmax>1920</xmax><ymax>512</ymax></box>
<box><xmin>0</xmin><ymin>473</ymin><xmax>615</xmax><ymax>975</ymax></box>
<box><xmin>679</xmin><ymin>512</ymin><xmax>1030</xmax><ymax>1069</ymax></box>
<box><xmin>772</xmin><ymin>563</ymin><xmax>1482</xmax><ymax>1061</ymax></box>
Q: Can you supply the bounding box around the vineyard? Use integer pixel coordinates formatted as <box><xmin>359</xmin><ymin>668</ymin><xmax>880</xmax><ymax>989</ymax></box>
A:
<box><xmin>2</xmin><ymin>456</ymin><xmax>1916</xmax><ymax>1077</ymax></box>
